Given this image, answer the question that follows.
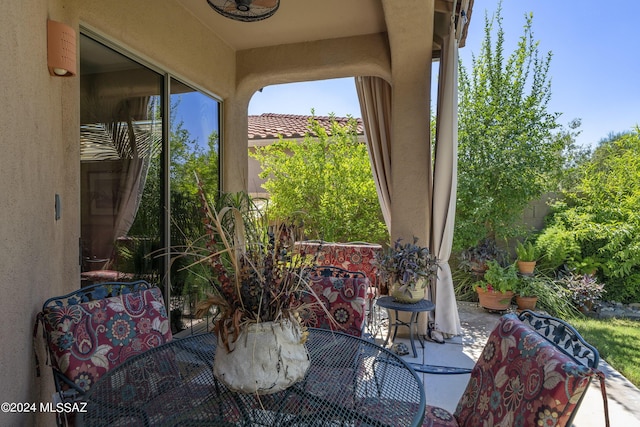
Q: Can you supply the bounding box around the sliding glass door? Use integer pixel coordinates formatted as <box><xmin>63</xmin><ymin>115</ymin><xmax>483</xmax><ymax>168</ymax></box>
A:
<box><xmin>79</xmin><ymin>33</ymin><xmax>220</xmax><ymax>333</ymax></box>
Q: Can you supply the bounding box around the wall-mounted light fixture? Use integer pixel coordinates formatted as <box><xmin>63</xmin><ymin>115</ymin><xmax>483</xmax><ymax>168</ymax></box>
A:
<box><xmin>47</xmin><ymin>20</ymin><xmax>76</xmax><ymax>77</ymax></box>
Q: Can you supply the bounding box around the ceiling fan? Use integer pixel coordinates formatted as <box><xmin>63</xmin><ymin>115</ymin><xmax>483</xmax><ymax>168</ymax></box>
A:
<box><xmin>206</xmin><ymin>0</ymin><xmax>280</xmax><ymax>22</ymax></box>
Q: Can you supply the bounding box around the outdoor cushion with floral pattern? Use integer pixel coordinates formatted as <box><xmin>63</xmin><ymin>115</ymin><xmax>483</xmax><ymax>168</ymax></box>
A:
<box><xmin>421</xmin><ymin>313</ymin><xmax>602</xmax><ymax>427</ymax></box>
<box><xmin>41</xmin><ymin>286</ymin><xmax>172</xmax><ymax>392</ymax></box>
<box><xmin>295</xmin><ymin>242</ymin><xmax>380</xmax><ymax>287</ymax></box>
<box><xmin>299</xmin><ymin>275</ymin><xmax>367</xmax><ymax>337</ymax></box>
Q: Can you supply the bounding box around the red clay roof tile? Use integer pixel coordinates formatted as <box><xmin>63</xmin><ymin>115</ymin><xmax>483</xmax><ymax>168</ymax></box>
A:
<box><xmin>248</xmin><ymin>113</ymin><xmax>364</xmax><ymax>140</ymax></box>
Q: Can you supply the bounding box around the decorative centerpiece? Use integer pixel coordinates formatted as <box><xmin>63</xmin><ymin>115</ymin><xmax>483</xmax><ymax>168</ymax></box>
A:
<box><xmin>476</xmin><ymin>260</ymin><xmax>517</xmax><ymax>311</ymax></box>
<box><xmin>184</xmin><ymin>180</ymin><xmax>315</xmax><ymax>395</ymax></box>
<box><xmin>374</xmin><ymin>238</ymin><xmax>438</xmax><ymax>303</ymax></box>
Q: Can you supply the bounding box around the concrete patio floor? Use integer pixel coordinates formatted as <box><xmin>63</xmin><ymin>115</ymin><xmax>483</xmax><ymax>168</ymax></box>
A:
<box><xmin>373</xmin><ymin>301</ymin><xmax>640</xmax><ymax>426</ymax></box>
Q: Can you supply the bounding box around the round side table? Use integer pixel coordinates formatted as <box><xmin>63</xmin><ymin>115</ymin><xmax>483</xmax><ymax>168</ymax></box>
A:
<box><xmin>376</xmin><ymin>296</ymin><xmax>435</xmax><ymax>358</ymax></box>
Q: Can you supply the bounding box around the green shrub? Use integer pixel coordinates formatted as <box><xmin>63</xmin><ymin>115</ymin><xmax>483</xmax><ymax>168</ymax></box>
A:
<box><xmin>251</xmin><ymin>115</ymin><xmax>387</xmax><ymax>244</ymax></box>
<box><xmin>536</xmin><ymin>128</ymin><xmax>640</xmax><ymax>303</ymax></box>
<box><xmin>515</xmin><ymin>241</ymin><xmax>538</xmax><ymax>262</ymax></box>
<box><xmin>535</xmin><ymin>223</ymin><xmax>580</xmax><ymax>270</ymax></box>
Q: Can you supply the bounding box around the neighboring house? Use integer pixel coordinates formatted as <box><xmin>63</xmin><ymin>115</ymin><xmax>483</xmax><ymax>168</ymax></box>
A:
<box><xmin>247</xmin><ymin>113</ymin><xmax>365</xmax><ymax>197</ymax></box>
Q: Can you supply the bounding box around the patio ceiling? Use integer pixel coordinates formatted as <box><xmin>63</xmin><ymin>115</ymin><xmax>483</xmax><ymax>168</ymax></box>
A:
<box><xmin>177</xmin><ymin>0</ymin><xmax>472</xmax><ymax>53</ymax></box>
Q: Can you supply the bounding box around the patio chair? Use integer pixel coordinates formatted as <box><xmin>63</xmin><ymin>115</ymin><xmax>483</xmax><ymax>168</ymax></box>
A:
<box><xmin>296</xmin><ymin>266</ymin><xmax>370</xmax><ymax>406</ymax></box>
<box><xmin>34</xmin><ymin>280</ymin><xmax>172</xmax><ymax>426</ymax></box>
<box><xmin>300</xmin><ymin>266</ymin><xmax>368</xmax><ymax>337</ymax></box>
<box><xmin>414</xmin><ymin>311</ymin><xmax>610</xmax><ymax>427</ymax></box>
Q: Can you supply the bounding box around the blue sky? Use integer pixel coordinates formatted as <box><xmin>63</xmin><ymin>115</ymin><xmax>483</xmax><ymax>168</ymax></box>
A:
<box><xmin>249</xmin><ymin>0</ymin><xmax>640</xmax><ymax>148</ymax></box>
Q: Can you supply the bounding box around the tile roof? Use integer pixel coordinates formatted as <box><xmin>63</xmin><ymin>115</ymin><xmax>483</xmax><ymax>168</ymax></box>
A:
<box><xmin>248</xmin><ymin>113</ymin><xmax>364</xmax><ymax>140</ymax></box>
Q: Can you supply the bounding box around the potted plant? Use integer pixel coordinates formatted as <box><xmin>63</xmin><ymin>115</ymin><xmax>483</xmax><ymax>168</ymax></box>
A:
<box><xmin>476</xmin><ymin>260</ymin><xmax>517</xmax><ymax>311</ymax></box>
<box><xmin>515</xmin><ymin>240</ymin><xmax>538</xmax><ymax>274</ymax></box>
<box><xmin>514</xmin><ymin>275</ymin><xmax>543</xmax><ymax>311</ymax></box>
<box><xmin>374</xmin><ymin>237</ymin><xmax>438</xmax><ymax>303</ymax></box>
<box><xmin>178</xmin><ymin>182</ymin><xmax>317</xmax><ymax>395</ymax></box>
<box><xmin>560</xmin><ymin>272</ymin><xmax>606</xmax><ymax>314</ymax></box>
<box><xmin>571</xmin><ymin>255</ymin><xmax>602</xmax><ymax>276</ymax></box>
<box><xmin>459</xmin><ymin>238</ymin><xmax>503</xmax><ymax>276</ymax></box>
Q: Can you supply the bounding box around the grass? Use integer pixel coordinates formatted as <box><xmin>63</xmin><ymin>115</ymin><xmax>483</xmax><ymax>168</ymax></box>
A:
<box><xmin>570</xmin><ymin>317</ymin><xmax>640</xmax><ymax>387</ymax></box>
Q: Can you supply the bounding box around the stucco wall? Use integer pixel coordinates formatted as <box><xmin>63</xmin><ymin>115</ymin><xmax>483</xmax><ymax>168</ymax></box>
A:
<box><xmin>0</xmin><ymin>1</ymin><xmax>74</xmax><ymax>425</ymax></box>
<box><xmin>0</xmin><ymin>1</ymin><xmax>235</xmax><ymax>425</ymax></box>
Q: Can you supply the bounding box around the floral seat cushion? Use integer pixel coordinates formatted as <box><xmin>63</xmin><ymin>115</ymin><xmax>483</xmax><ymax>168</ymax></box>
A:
<box><xmin>422</xmin><ymin>313</ymin><xmax>601</xmax><ymax>427</ymax></box>
<box><xmin>41</xmin><ymin>286</ymin><xmax>172</xmax><ymax>392</ymax></box>
<box><xmin>299</xmin><ymin>276</ymin><xmax>367</xmax><ymax>337</ymax></box>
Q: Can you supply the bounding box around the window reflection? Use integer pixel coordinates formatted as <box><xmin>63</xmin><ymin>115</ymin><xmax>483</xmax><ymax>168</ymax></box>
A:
<box><xmin>80</xmin><ymin>35</ymin><xmax>162</xmax><ymax>285</ymax></box>
<box><xmin>169</xmin><ymin>80</ymin><xmax>220</xmax><ymax>332</ymax></box>
<box><xmin>79</xmin><ymin>35</ymin><xmax>221</xmax><ymax>335</ymax></box>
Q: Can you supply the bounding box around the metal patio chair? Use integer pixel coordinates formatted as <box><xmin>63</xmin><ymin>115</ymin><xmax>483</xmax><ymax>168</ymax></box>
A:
<box><xmin>34</xmin><ymin>280</ymin><xmax>172</xmax><ymax>426</ymax></box>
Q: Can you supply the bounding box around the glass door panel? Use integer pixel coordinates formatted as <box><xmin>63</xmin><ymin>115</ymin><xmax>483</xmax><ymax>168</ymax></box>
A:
<box><xmin>168</xmin><ymin>79</ymin><xmax>220</xmax><ymax>332</ymax></box>
<box><xmin>79</xmin><ymin>34</ymin><xmax>163</xmax><ymax>286</ymax></box>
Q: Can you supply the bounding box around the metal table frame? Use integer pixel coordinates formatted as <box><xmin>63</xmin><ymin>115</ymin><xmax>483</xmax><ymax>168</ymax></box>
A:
<box><xmin>78</xmin><ymin>328</ymin><xmax>426</xmax><ymax>426</ymax></box>
<box><xmin>376</xmin><ymin>296</ymin><xmax>435</xmax><ymax>358</ymax></box>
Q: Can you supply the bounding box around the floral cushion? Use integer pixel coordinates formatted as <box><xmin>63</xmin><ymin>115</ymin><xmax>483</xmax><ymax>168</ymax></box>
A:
<box><xmin>41</xmin><ymin>287</ymin><xmax>172</xmax><ymax>392</ymax></box>
<box><xmin>299</xmin><ymin>276</ymin><xmax>367</xmax><ymax>337</ymax></box>
<box><xmin>295</xmin><ymin>242</ymin><xmax>381</xmax><ymax>288</ymax></box>
<box><xmin>449</xmin><ymin>313</ymin><xmax>598</xmax><ymax>427</ymax></box>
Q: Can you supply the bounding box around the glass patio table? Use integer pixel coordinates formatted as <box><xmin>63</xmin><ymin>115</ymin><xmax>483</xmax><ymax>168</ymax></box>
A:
<box><xmin>77</xmin><ymin>328</ymin><xmax>425</xmax><ymax>426</ymax></box>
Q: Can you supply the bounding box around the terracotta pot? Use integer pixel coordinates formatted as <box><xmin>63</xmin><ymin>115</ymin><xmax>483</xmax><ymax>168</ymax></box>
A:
<box><xmin>213</xmin><ymin>319</ymin><xmax>309</xmax><ymax>395</ymax></box>
<box><xmin>476</xmin><ymin>286</ymin><xmax>513</xmax><ymax>311</ymax></box>
<box><xmin>517</xmin><ymin>260</ymin><xmax>536</xmax><ymax>275</ymax></box>
<box><xmin>578</xmin><ymin>300</ymin><xmax>594</xmax><ymax>314</ymax></box>
<box><xmin>515</xmin><ymin>295</ymin><xmax>538</xmax><ymax>311</ymax></box>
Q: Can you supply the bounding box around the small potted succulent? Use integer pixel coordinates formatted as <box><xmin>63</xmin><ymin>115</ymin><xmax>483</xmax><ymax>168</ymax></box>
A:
<box><xmin>374</xmin><ymin>237</ymin><xmax>438</xmax><ymax>303</ymax></box>
<box><xmin>476</xmin><ymin>260</ymin><xmax>517</xmax><ymax>311</ymax></box>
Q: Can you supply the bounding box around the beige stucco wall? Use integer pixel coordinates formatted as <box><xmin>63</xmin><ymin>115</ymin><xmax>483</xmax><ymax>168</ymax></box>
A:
<box><xmin>1</xmin><ymin>1</ymin><xmax>236</xmax><ymax>425</ymax></box>
<box><xmin>1</xmin><ymin>2</ymin><xmax>75</xmax><ymax>425</ymax></box>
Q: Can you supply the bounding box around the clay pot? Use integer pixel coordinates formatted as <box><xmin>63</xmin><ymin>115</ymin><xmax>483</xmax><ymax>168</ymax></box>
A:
<box><xmin>476</xmin><ymin>286</ymin><xmax>513</xmax><ymax>311</ymax></box>
<box><xmin>517</xmin><ymin>260</ymin><xmax>536</xmax><ymax>275</ymax></box>
<box><xmin>515</xmin><ymin>295</ymin><xmax>538</xmax><ymax>312</ymax></box>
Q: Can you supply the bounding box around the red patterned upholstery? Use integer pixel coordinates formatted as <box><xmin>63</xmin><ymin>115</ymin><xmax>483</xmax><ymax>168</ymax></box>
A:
<box><xmin>422</xmin><ymin>313</ymin><xmax>603</xmax><ymax>427</ymax></box>
<box><xmin>295</xmin><ymin>241</ymin><xmax>381</xmax><ymax>288</ymax></box>
<box><xmin>299</xmin><ymin>275</ymin><xmax>368</xmax><ymax>337</ymax></box>
<box><xmin>40</xmin><ymin>287</ymin><xmax>172</xmax><ymax>393</ymax></box>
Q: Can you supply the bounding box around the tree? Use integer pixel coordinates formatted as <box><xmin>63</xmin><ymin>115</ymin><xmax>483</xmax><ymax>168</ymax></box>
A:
<box><xmin>537</xmin><ymin>127</ymin><xmax>640</xmax><ymax>302</ymax></box>
<box><xmin>455</xmin><ymin>3</ymin><xmax>565</xmax><ymax>251</ymax></box>
<box><xmin>250</xmin><ymin>115</ymin><xmax>387</xmax><ymax>243</ymax></box>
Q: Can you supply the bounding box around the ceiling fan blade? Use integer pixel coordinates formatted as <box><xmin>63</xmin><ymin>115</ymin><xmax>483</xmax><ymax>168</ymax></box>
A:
<box><xmin>251</xmin><ymin>0</ymin><xmax>278</xmax><ymax>8</ymax></box>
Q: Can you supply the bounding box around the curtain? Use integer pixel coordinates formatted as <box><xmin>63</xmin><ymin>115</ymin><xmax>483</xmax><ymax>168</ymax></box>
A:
<box><xmin>354</xmin><ymin>76</ymin><xmax>392</xmax><ymax>230</ymax></box>
<box><xmin>81</xmin><ymin>97</ymin><xmax>154</xmax><ymax>264</ymax></box>
<box><xmin>112</xmin><ymin>98</ymin><xmax>152</xmax><ymax>239</ymax></box>
<box><xmin>430</xmin><ymin>20</ymin><xmax>462</xmax><ymax>337</ymax></box>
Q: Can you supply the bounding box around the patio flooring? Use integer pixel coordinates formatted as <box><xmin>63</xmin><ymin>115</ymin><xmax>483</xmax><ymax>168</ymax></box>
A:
<box><xmin>372</xmin><ymin>301</ymin><xmax>640</xmax><ymax>426</ymax></box>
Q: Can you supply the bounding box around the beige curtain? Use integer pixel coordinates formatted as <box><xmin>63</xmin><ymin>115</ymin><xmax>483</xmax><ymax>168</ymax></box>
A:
<box><xmin>112</xmin><ymin>98</ymin><xmax>153</xmax><ymax>239</ymax></box>
<box><xmin>354</xmin><ymin>76</ymin><xmax>392</xmax><ymax>229</ymax></box>
<box><xmin>81</xmin><ymin>97</ymin><xmax>154</xmax><ymax>262</ymax></box>
<box><xmin>430</xmin><ymin>20</ymin><xmax>462</xmax><ymax>336</ymax></box>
